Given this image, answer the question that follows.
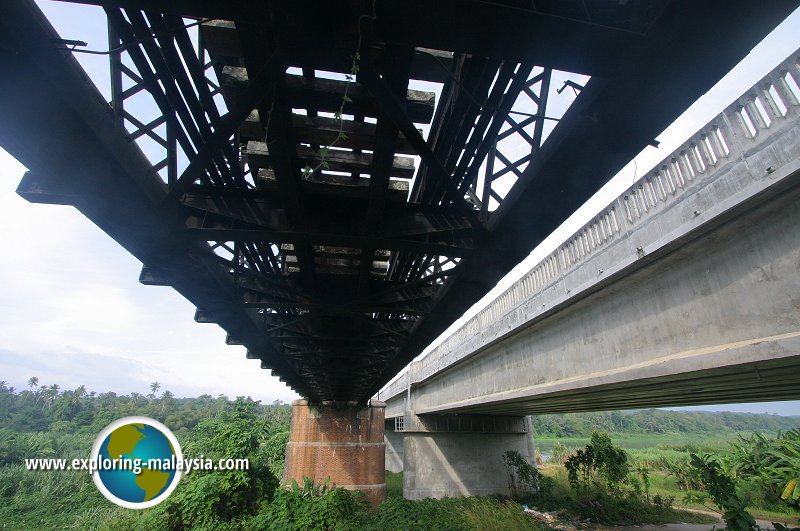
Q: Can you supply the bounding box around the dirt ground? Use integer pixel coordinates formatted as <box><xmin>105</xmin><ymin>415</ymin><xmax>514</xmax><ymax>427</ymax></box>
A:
<box><xmin>526</xmin><ymin>506</ymin><xmax>789</xmax><ymax>530</ymax></box>
<box><xmin>616</xmin><ymin>520</ymin><xmax>779</xmax><ymax>531</ymax></box>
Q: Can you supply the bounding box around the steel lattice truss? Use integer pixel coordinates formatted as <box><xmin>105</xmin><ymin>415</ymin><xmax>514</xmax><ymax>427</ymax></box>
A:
<box><xmin>3</xmin><ymin>0</ymin><xmax>797</xmax><ymax>402</ymax></box>
<box><xmin>99</xmin><ymin>3</ymin><xmax>571</xmax><ymax>401</ymax></box>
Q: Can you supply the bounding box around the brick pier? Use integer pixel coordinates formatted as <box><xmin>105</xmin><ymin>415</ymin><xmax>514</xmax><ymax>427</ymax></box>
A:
<box><xmin>283</xmin><ymin>399</ymin><xmax>386</xmax><ymax>505</ymax></box>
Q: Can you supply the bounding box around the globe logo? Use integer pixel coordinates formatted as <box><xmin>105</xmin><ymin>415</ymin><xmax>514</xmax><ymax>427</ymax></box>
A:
<box><xmin>91</xmin><ymin>416</ymin><xmax>183</xmax><ymax>509</ymax></box>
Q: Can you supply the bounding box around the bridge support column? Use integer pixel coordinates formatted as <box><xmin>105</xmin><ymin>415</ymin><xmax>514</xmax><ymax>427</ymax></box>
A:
<box><xmin>283</xmin><ymin>399</ymin><xmax>386</xmax><ymax>505</ymax></box>
<box><xmin>398</xmin><ymin>413</ymin><xmax>532</xmax><ymax>499</ymax></box>
<box><xmin>385</xmin><ymin>424</ymin><xmax>405</xmax><ymax>473</ymax></box>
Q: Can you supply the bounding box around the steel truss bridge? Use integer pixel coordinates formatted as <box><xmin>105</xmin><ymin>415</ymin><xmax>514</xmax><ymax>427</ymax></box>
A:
<box><xmin>1</xmin><ymin>0</ymin><xmax>797</xmax><ymax>402</ymax></box>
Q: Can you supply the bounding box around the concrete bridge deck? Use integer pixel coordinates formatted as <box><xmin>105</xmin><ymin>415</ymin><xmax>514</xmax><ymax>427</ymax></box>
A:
<box><xmin>379</xmin><ymin>46</ymin><xmax>800</xmax><ymax>501</ymax></box>
<box><xmin>381</xmin><ymin>48</ymin><xmax>800</xmax><ymax>418</ymax></box>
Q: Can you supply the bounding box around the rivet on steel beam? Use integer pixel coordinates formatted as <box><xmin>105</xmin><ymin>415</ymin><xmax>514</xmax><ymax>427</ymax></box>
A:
<box><xmin>693</xmin><ymin>210</ymin><xmax>701</xmax><ymax>217</ymax></box>
<box><xmin>766</xmin><ymin>166</ymin><xmax>776</xmax><ymax>174</ymax></box>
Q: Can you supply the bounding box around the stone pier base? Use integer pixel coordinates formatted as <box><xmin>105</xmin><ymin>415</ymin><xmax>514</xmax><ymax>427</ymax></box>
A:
<box><xmin>399</xmin><ymin>413</ymin><xmax>533</xmax><ymax>499</ymax></box>
<box><xmin>283</xmin><ymin>399</ymin><xmax>386</xmax><ymax>506</ymax></box>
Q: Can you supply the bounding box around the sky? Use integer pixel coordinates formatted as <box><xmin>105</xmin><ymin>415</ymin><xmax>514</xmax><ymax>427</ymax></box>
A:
<box><xmin>0</xmin><ymin>2</ymin><xmax>798</xmax><ymax>416</ymax></box>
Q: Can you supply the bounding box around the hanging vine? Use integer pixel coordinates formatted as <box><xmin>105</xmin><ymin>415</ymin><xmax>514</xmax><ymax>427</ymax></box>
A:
<box><xmin>300</xmin><ymin>1</ymin><xmax>376</xmax><ymax>178</ymax></box>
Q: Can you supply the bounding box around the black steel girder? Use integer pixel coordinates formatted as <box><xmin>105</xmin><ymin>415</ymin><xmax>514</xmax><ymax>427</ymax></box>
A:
<box><xmin>3</xmin><ymin>0</ymin><xmax>798</xmax><ymax>403</ymax></box>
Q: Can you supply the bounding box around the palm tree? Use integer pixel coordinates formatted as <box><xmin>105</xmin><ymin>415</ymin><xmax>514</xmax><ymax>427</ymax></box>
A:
<box><xmin>149</xmin><ymin>382</ymin><xmax>161</xmax><ymax>398</ymax></box>
<box><xmin>26</xmin><ymin>377</ymin><xmax>40</xmax><ymax>404</ymax></box>
<box><xmin>160</xmin><ymin>390</ymin><xmax>174</xmax><ymax>414</ymax></box>
<box><xmin>74</xmin><ymin>385</ymin><xmax>86</xmax><ymax>399</ymax></box>
<box><xmin>43</xmin><ymin>384</ymin><xmax>60</xmax><ymax>408</ymax></box>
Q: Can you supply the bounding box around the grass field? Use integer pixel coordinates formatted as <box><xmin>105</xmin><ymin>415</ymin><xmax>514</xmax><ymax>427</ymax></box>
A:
<box><xmin>384</xmin><ymin>469</ymin><xmax>714</xmax><ymax>529</ymax></box>
<box><xmin>535</xmin><ymin>432</ymin><xmax>740</xmax><ymax>454</ymax></box>
<box><xmin>536</xmin><ymin>433</ymin><xmax>800</xmax><ymax>526</ymax></box>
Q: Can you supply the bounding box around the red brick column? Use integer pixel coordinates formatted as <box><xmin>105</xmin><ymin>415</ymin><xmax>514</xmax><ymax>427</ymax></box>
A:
<box><xmin>283</xmin><ymin>399</ymin><xmax>386</xmax><ymax>506</ymax></box>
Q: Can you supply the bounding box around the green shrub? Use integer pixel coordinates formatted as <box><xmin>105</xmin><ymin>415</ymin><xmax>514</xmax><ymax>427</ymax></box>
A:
<box><xmin>264</xmin><ymin>430</ymin><xmax>289</xmax><ymax>477</ymax></box>
<box><xmin>161</xmin><ymin>398</ymin><xmax>279</xmax><ymax>529</ymax></box>
<box><xmin>502</xmin><ymin>450</ymin><xmax>548</xmax><ymax>499</ymax></box>
<box><xmin>689</xmin><ymin>452</ymin><xmax>758</xmax><ymax>530</ymax></box>
<box><xmin>652</xmin><ymin>494</ymin><xmax>675</xmax><ymax>508</ymax></box>
<box><xmin>385</xmin><ymin>470</ymin><xmax>403</xmax><ymax>498</ymax></box>
<box><xmin>664</xmin><ymin>455</ymin><xmax>705</xmax><ymax>491</ymax></box>
<box><xmin>367</xmin><ymin>495</ymin><xmax>541</xmax><ymax>531</ymax></box>
<box><xmin>249</xmin><ymin>479</ymin><xmax>367</xmax><ymax>531</ymax></box>
<box><xmin>548</xmin><ymin>441</ymin><xmax>573</xmax><ymax>464</ymax></box>
<box><xmin>0</xmin><ymin>464</ymin><xmax>111</xmax><ymax>529</ymax></box>
<box><xmin>709</xmin><ymin>429</ymin><xmax>800</xmax><ymax>510</ymax></box>
<box><xmin>564</xmin><ymin>431</ymin><xmax>629</xmax><ymax>492</ymax></box>
<box><xmin>365</xmin><ymin>496</ymin><xmax>464</xmax><ymax>531</ymax></box>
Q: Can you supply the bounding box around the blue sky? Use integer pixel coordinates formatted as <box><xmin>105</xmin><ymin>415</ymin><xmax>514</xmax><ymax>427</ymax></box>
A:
<box><xmin>0</xmin><ymin>2</ymin><xmax>798</xmax><ymax>416</ymax></box>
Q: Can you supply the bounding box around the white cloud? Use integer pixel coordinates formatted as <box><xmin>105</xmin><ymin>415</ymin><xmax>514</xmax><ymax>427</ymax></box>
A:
<box><xmin>0</xmin><ymin>146</ymin><xmax>297</xmax><ymax>403</ymax></box>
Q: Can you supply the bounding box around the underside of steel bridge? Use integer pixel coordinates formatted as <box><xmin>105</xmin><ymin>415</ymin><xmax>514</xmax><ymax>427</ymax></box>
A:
<box><xmin>2</xmin><ymin>0</ymin><xmax>798</xmax><ymax>503</ymax></box>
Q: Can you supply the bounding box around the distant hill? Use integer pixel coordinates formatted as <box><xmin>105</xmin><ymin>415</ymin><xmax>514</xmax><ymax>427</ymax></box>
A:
<box><xmin>530</xmin><ymin>408</ymin><xmax>799</xmax><ymax>438</ymax></box>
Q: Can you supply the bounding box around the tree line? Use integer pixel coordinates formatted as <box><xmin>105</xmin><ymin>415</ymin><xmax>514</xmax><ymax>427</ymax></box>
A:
<box><xmin>529</xmin><ymin>408</ymin><xmax>797</xmax><ymax>437</ymax></box>
<box><xmin>0</xmin><ymin>378</ymin><xmax>291</xmax><ymax>438</ymax></box>
<box><xmin>1</xmin><ymin>379</ymin><xmax>795</xmax><ymax>439</ymax></box>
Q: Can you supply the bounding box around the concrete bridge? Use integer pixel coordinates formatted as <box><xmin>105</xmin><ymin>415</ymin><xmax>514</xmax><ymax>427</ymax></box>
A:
<box><xmin>379</xmin><ymin>50</ymin><xmax>800</xmax><ymax>499</ymax></box>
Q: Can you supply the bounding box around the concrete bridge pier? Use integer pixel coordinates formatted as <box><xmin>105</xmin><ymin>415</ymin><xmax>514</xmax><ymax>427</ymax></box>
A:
<box><xmin>283</xmin><ymin>399</ymin><xmax>386</xmax><ymax>505</ymax></box>
<box><xmin>391</xmin><ymin>412</ymin><xmax>534</xmax><ymax>499</ymax></box>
